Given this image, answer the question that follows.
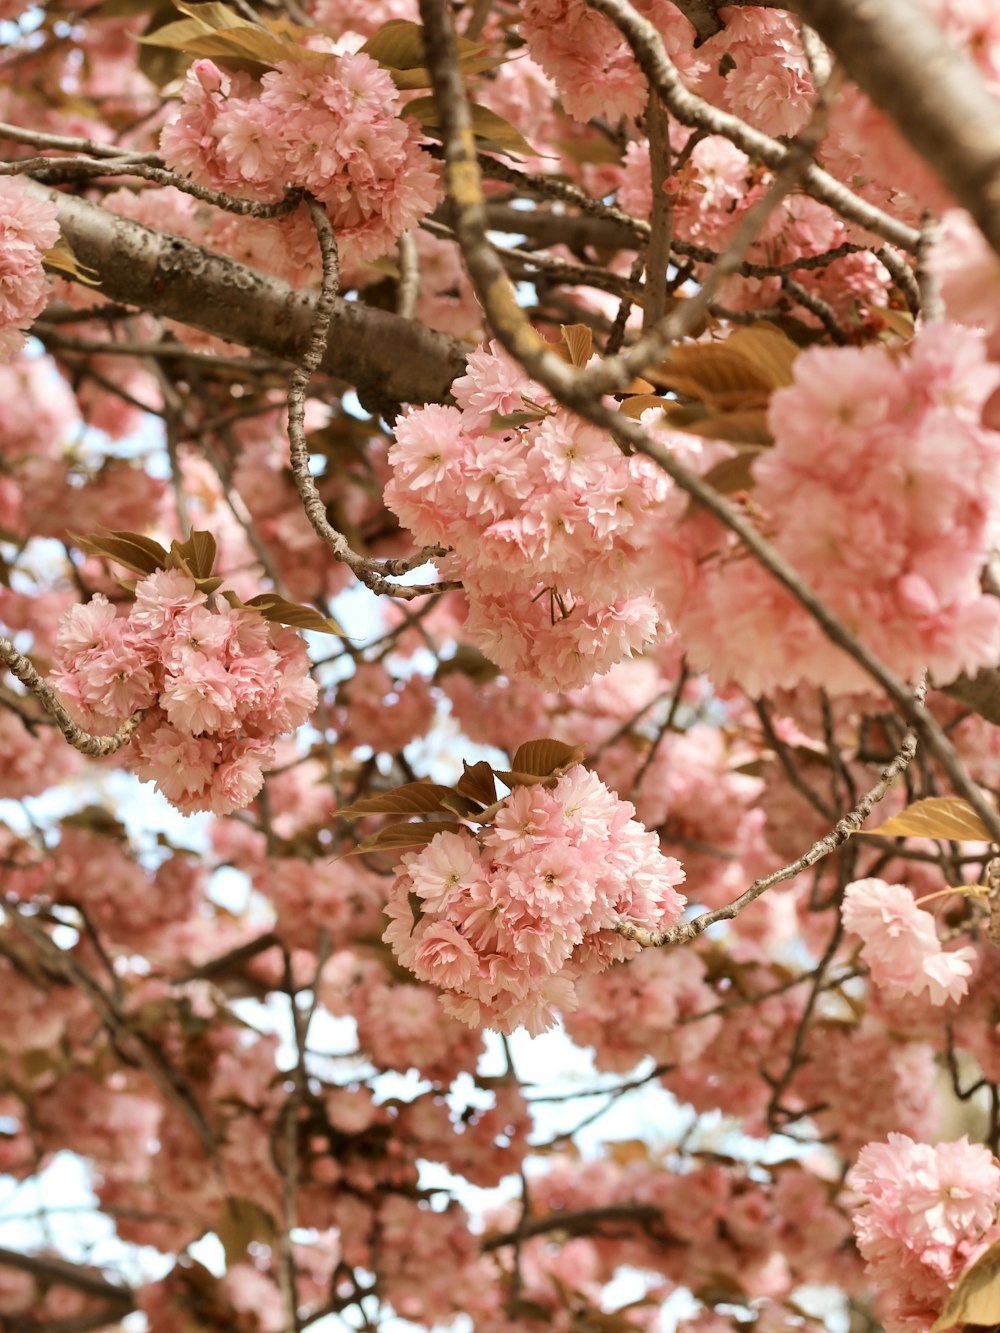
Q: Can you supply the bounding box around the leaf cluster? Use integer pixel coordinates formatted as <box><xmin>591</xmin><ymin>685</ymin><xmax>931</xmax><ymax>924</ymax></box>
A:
<box><xmin>336</xmin><ymin>738</ymin><xmax>585</xmax><ymax>857</ymax></box>
<box><xmin>71</xmin><ymin>527</ymin><xmax>344</xmax><ymax>635</ymax></box>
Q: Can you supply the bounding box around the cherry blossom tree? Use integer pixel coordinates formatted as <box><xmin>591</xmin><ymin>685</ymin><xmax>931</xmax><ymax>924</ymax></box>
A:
<box><xmin>3</xmin><ymin>1</ymin><xmax>1000</xmax><ymax>1331</ymax></box>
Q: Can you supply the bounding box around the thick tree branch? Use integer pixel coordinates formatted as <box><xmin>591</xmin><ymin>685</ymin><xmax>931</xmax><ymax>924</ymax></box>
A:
<box><xmin>0</xmin><ymin>1246</ymin><xmax>134</xmax><ymax>1309</ymax></box>
<box><xmin>585</xmin><ymin>0</ymin><xmax>920</xmax><ymax>252</ymax></box>
<box><xmin>26</xmin><ymin>182</ymin><xmax>466</xmax><ymax>408</ymax></box>
<box><xmin>788</xmin><ymin>0</ymin><xmax>1000</xmax><ymax>258</ymax></box>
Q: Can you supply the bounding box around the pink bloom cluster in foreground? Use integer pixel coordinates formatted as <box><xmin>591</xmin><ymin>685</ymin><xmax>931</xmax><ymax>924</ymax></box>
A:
<box><xmin>384</xmin><ymin>342</ymin><xmax>667</xmax><ymax>689</ymax></box>
<box><xmin>383</xmin><ymin>765</ymin><xmax>686</xmax><ymax>1034</ymax></box>
<box><xmin>51</xmin><ymin>569</ymin><xmax>317</xmax><ymax>813</ymax></box>
<box><xmin>160</xmin><ymin>55</ymin><xmax>439</xmax><ymax>262</ymax></box>
<box><xmin>0</xmin><ymin>178</ymin><xmax>59</xmax><ymax>361</ymax></box>
<box><xmin>842</xmin><ymin>878</ymin><xmax>977</xmax><ymax>1005</ymax></box>
<box><xmin>850</xmin><ymin>1134</ymin><xmax>1000</xmax><ymax>1333</ymax></box>
<box><xmin>669</xmin><ymin>324</ymin><xmax>1000</xmax><ymax>694</ymax></box>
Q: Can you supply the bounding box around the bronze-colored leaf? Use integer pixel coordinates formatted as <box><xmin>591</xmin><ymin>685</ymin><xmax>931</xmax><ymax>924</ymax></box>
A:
<box><xmin>168</xmin><ymin>529</ymin><xmax>217</xmax><ymax>580</ymax></box>
<box><xmin>455</xmin><ymin>760</ymin><xmax>497</xmax><ymax>808</ymax></box>
<box><xmin>360</xmin><ymin>18</ymin><xmax>490</xmax><ymax>72</ymax></box>
<box><xmin>215</xmin><ymin>1197</ymin><xmax>274</xmax><ymax>1269</ymax></box>
<box><xmin>870</xmin><ymin>304</ymin><xmax>916</xmax><ymax>341</ymax></box>
<box><xmin>931</xmin><ymin>1236</ymin><xmax>1000</xmax><ymax>1330</ymax></box>
<box><xmin>488</xmin><ymin>408</ymin><xmax>548</xmax><ymax>430</ymax></box>
<box><xmin>405</xmin><ymin>96</ymin><xmax>542</xmax><ymax>160</ymax></box>
<box><xmin>222</xmin><ymin>590</ymin><xmax>345</xmax><ymax>636</ymax></box>
<box><xmin>336</xmin><ymin>782</ymin><xmax>458</xmax><ymax>820</ymax></box>
<box><xmin>559</xmin><ymin>323</ymin><xmax>593</xmax><ymax>368</ymax></box>
<box><xmin>646</xmin><ymin>323</ymin><xmax>800</xmax><ymax>406</ymax></box>
<box><xmin>440</xmin><ymin>790</ymin><xmax>487</xmax><ymax>819</ymax></box>
<box><xmin>666</xmin><ymin>405</ymin><xmax>773</xmax><ymax>446</ymax></box>
<box><xmin>341</xmin><ymin>819</ymin><xmax>468</xmax><ymax>857</ymax></box>
<box><xmin>360</xmin><ymin>18</ymin><xmax>430</xmax><ymax>70</ymax></box>
<box><xmin>43</xmin><ymin>236</ymin><xmax>101</xmax><ymax>287</ymax></box>
<box><xmin>138</xmin><ymin>1</ymin><xmax>316</xmax><ymax>68</ymax></box>
<box><xmin>617</xmin><ymin>394</ymin><xmax>672</xmax><ymax>420</ymax></box>
<box><xmin>700</xmin><ymin>448</ymin><xmax>764</xmax><ymax>496</ymax></box>
<box><xmin>510</xmin><ymin>739</ymin><xmax>585</xmax><ymax>779</ymax></box>
<box><xmin>71</xmin><ymin>529</ymin><xmax>170</xmax><ymax>576</ymax></box>
<box><xmin>864</xmin><ymin>796</ymin><xmax>994</xmax><ymax>843</ymax></box>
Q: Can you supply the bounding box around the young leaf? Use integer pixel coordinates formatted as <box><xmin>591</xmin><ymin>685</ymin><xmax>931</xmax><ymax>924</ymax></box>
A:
<box><xmin>454</xmin><ymin>759</ymin><xmax>497</xmax><ymax>808</ymax></box>
<box><xmin>360</xmin><ymin>18</ymin><xmax>493</xmax><ymax>75</ymax></box>
<box><xmin>696</xmin><ymin>447</ymin><xmax>764</xmax><ymax>498</ymax></box>
<box><xmin>336</xmin><ymin>782</ymin><xmax>458</xmax><ymax>820</ymax></box>
<box><xmin>71</xmin><ymin>529</ymin><xmax>170</xmax><ymax>576</ymax></box>
<box><xmin>931</xmin><ymin>1236</ymin><xmax>1000</xmax><ymax>1330</ymax></box>
<box><xmin>646</xmin><ymin>323</ymin><xmax>800</xmax><ymax>407</ymax></box>
<box><xmin>509</xmin><ymin>739</ymin><xmax>586</xmax><ymax>779</ymax></box>
<box><xmin>558</xmin><ymin>323</ymin><xmax>593</xmax><ymax>368</ymax></box>
<box><xmin>864</xmin><ymin>796</ymin><xmax>994</xmax><ymax>842</ymax></box>
<box><xmin>340</xmin><ymin>819</ymin><xmax>468</xmax><ymax>857</ymax></box>
<box><xmin>404</xmin><ymin>97</ymin><xmax>542</xmax><ymax>160</ymax></box>
<box><xmin>168</xmin><ymin>529</ymin><xmax>217</xmax><ymax>580</ymax></box>
<box><xmin>221</xmin><ymin>590</ymin><xmax>346</xmax><ymax>637</ymax></box>
<box><xmin>215</xmin><ymin>1197</ymin><xmax>274</xmax><ymax>1269</ymax></box>
<box><xmin>138</xmin><ymin>1</ymin><xmax>316</xmax><ymax>67</ymax></box>
<box><xmin>43</xmin><ymin>236</ymin><xmax>101</xmax><ymax>287</ymax></box>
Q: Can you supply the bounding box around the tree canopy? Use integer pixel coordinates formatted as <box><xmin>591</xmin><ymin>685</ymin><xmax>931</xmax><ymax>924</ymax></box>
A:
<box><xmin>2</xmin><ymin>2</ymin><xmax>1000</xmax><ymax>1331</ymax></box>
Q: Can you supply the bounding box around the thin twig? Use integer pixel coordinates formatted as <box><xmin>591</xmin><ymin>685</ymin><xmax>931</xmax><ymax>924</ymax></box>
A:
<box><xmin>616</xmin><ymin>676</ymin><xmax>927</xmax><ymax>946</ymax></box>
<box><xmin>288</xmin><ymin>200</ymin><xmax>459</xmax><ymax>600</ymax></box>
<box><xmin>0</xmin><ymin>639</ymin><xmax>144</xmax><ymax>758</ymax></box>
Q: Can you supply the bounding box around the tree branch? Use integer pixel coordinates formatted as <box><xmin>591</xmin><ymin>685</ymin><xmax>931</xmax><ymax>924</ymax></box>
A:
<box><xmin>0</xmin><ymin>1246</ymin><xmax>134</xmax><ymax>1309</ymax></box>
<box><xmin>25</xmin><ymin>182</ymin><xmax>466</xmax><ymax>409</ymax></box>
<box><xmin>788</xmin><ymin>0</ymin><xmax>1000</xmax><ymax>259</ymax></box>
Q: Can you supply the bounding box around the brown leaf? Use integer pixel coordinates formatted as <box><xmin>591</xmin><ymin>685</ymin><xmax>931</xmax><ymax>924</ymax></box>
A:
<box><xmin>215</xmin><ymin>1197</ymin><xmax>274</xmax><ymax>1269</ymax></box>
<box><xmin>168</xmin><ymin>529</ymin><xmax>217</xmax><ymax>580</ymax></box>
<box><xmin>699</xmin><ymin>448</ymin><xmax>764</xmax><ymax>496</ymax></box>
<box><xmin>864</xmin><ymin>796</ymin><xmax>994</xmax><ymax>843</ymax></box>
<box><xmin>43</xmin><ymin>236</ymin><xmax>101</xmax><ymax>287</ymax></box>
<box><xmin>510</xmin><ymin>739</ymin><xmax>585</xmax><ymax>779</ymax></box>
<box><xmin>647</xmin><ymin>322</ymin><xmax>800</xmax><ymax>406</ymax></box>
<box><xmin>341</xmin><ymin>819</ymin><xmax>469</xmax><ymax>857</ymax></box>
<box><xmin>665</xmin><ymin>405</ymin><xmax>773</xmax><ymax>446</ymax></box>
<box><xmin>559</xmin><ymin>323</ymin><xmax>593</xmax><ymax>368</ymax></box>
<box><xmin>360</xmin><ymin>20</ymin><xmax>499</xmax><ymax>89</ymax></box>
<box><xmin>405</xmin><ymin>97</ymin><xmax>542</xmax><ymax>160</ymax></box>
<box><xmin>931</xmin><ymin>1236</ymin><xmax>1000</xmax><ymax>1330</ymax></box>
<box><xmin>336</xmin><ymin>782</ymin><xmax>458</xmax><ymax>820</ymax></box>
<box><xmin>454</xmin><ymin>760</ymin><xmax>497</xmax><ymax>808</ymax></box>
<box><xmin>71</xmin><ymin>529</ymin><xmax>169</xmax><ymax>576</ymax></box>
<box><xmin>222</xmin><ymin>590</ymin><xmax>345</xmax><ymax>637</ymax></box>
<box><xmin>138</xmin><ymin>1</ymin><xmax>317</xmax><ymax>68</ymax></box>
<box><xmin>617</xmin><ymin>394</ymin><xmax>672</xmax><ymax>420</ymax></box>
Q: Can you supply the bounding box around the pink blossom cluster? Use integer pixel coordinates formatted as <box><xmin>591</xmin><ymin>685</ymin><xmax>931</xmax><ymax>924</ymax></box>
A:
<box><xmin>696</xmin><ymin>9</ymin><xmax>815</xmax><ymax>139</ymax></box>
<box><xmin>842</xmin><ymin>877</ymin><xmax>977</xmax><ymax>1006</ymax></box>
<box><xmin>384</xmin><ymin>343</ymin><xmax>669</xmax><ymax>689</ymax></box>
<box><xmin>0</xmin><ymin>178</ymin><xmax>59</xmax><ymax>361</ymax></box>
<box><xmin>50</xmin><ymin>568</ymin><xmax>317</xmax><ymax>813</ymax></box>
<box><xmin>849</xmin><ymin>1134</ymin><xmax>1000</xmax><ymax>1333</ymax></box>
<box><xmin>519</xmin><ymin>0</ymin><xmax>703</xmax><ymax>123</ymax></box>
<box><xmin>663</xmin><ymin>324</ymin><xmax>1000</xmax><ymax>693</ymax></box>
<box><xmin>382</xmin><ymin>765</ymin><xmax>686</xmax><ymax>1033</ymax></box>
<box><xmin>160</xmin><ymin>55</ymin><xmax>439</xmax><ymax>263</ymax></box>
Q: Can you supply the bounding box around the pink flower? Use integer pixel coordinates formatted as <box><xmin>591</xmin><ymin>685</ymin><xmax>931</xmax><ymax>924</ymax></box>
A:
<box><xmin>842</xmin><ymin>878</ymin><xmax>976</xmax><ymax>1005</ymax></box>
<box><xmin>403</xmin><ymin>832</ymin><xmax>485</xmax><ymax>913</ymax></box>
<box><xmin>849</xmin><ymin>1134</ymin><xmax>1000</xmax><ymax>1332</ymax></box>
<box><xmin>383</xmin><ymin>765</ymin><xmax>686</xmax><ymax>1033</ymax></box>
<box><xmin>411</xmin><ymin>922</ymin><xmax>479</xmax><ymax>989</ymax></box>
<box><xmin>0</xmin><ymin>179</ymin><xmax>59</xmax><ymax>361</ymax></box>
